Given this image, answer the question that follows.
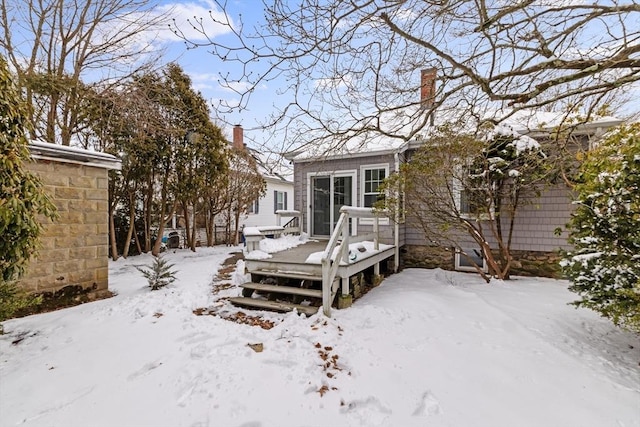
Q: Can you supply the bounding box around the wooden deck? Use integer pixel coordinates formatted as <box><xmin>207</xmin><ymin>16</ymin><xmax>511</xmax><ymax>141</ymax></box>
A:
<box><xmin>235</xmin><ymin>207</ymin><xmax>397</xmax><ymax>316</ymax></box>
<box><xmin>264</xmin><ymin>240</ymin><xmax>327</xmax><ymax>264</ymax></box>
<box><xmin>244</xmin><ymin>239</ymin><xmax>396</xmax><ymax>280</ymax></box>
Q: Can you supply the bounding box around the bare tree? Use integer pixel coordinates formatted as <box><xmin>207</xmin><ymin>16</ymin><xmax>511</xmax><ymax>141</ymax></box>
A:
<box><xmin>175</xmin><ymin>1</ymin><xmax>639</xmax><ymax>153</ymax></box>
<box><xmin>225</xmin><ymin>148</ymin><xmax>266</xmax><ymax>245</ymax></box>
<box><xmin>382</xmin><ymin>123</ymin><xmax>554</xmax><ymax>281</ymax></box>
<box><xmin>0</xmin><ymin>0</ymin><xmax>167</xmax><ymax>146</ymax></box>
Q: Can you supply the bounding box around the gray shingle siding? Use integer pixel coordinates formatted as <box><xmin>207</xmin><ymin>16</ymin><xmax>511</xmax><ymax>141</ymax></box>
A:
<box><xmin>293</xmin><ymin>154</ymin><xmax>398</xmax><ymax>237</ymax></box>
<box><xmin>508</xmin><ymin>186</ymin><xmax>573</xmax><ymax>252</ymax></box>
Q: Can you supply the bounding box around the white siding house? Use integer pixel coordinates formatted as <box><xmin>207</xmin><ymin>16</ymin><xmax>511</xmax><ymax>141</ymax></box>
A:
<box><xmin>241</xmin><ymin>175</ymin><xmax>293</xmax><ymax>228</ymax></box>
<box><xmin>231</xmin><ymin>125</ymin><xmax>294</xmax><ymax>230</ymax></box>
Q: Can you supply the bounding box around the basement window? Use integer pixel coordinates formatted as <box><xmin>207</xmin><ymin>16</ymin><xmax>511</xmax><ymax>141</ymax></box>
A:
<box><xmin>455</xmin><ymin>247</ymin><xmax>487</xmax><ymax>273</ymax></box>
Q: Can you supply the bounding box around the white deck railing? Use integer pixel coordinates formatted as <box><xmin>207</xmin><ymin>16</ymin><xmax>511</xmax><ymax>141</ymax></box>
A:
<box><xmin>276</xmin><ymin>210</ymin><xmax>302</xmax><ymax>234</ymax></box>
<box><xmin>320</xmin><ymin>206</ymin><xmax>385</xmax><ymax>317</ymax></box>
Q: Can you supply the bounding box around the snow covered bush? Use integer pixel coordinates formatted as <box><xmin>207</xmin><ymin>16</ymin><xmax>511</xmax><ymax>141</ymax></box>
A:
<box><xmin>136</xmin><ymin>256</ymin><xmax>178</xmax><ymax>290</ymax></box>
<box><xmin>562</xmin><ymin>123</ymin><xmax>640</xmax><ymax>333</ymax></box>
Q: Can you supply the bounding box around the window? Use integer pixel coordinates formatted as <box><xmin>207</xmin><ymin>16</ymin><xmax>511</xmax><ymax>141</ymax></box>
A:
<box><xmin>360</xmin><ymin>164</ymin><xmax>389</xmax><ymax>225</ymax></box>
<box><xmin>455</xmin><ymin>247</ymin><xmax>488</xmax><ymax>272</ymax></box>
<box><xmin>453</xmin><ymin>163</ymin><xmax>491</xmax><ymax>219</ymax></box>
<box><xmin>362</xmin><ymin>167</ymin><xmax>387</xmax><ymax>208</ymax></box>
<box><xmin>274</xmin><ymin>190</ymin><xmax>287</xmax><ymax>213</ymax></box>
<box><xmin>247</xmin><ymin>199</ymin><xmax>259</xmax><ymax>214</ymax></box>
<box><xmin>459</xmin><ymin>187</ymin><xmax>481</xmax><ymax>216</ymax></box>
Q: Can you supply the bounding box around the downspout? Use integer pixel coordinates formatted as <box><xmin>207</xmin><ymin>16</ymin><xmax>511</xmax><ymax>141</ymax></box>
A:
<box><xmin>394</xmin><ymin>151</ymin><xmax>400</xmax><ymax>273</ymax></box>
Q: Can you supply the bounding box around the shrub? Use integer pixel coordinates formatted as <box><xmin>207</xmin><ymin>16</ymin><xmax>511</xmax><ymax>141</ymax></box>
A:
<box><xmin>561</xmin><ymin>123</ymin><xmax>640</xmax><ymax>333</ymax></box>
<box><xmin>136</xmin><ymin>256</ymin><xmax>178</xmax><ymax>290</ymax></box>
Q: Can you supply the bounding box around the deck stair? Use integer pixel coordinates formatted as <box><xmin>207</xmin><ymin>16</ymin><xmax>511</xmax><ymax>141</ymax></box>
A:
<box><xmin>230</xmin><ymin>280</ymin><xmax>325</xmax><ymax>316</ymax></box>
<box><xmin>248</xmin><ymin>269</ymin><xmax>323</xmax><ymax>282</ymax></box>
<box><xmin>239</xmin><ymin>282</ymin><xmax>323</xmax><ymax>299</ymax></box>
<box><xmin>230</xmin><ymin>207</ymin><xmax>396</xmax><ymax>317</ymax></box>
<box><xmin>228</xmin><ymin>297</ymin><xmax>319</xmax><ymax>316</ymax></box>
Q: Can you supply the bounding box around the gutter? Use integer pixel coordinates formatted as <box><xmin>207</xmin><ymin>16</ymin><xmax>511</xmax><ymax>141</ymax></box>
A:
<box><xmin>29</xmin><ymin>141</ymin><xmax>121</xmax><ymax>170</ymax></box>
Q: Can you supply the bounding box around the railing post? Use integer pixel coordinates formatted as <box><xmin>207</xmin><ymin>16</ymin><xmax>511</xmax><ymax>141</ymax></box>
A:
<box><xmin>373</xmin><ymin>215</ymin><xmax>379</xmax><ymax>251</ymax></box>
<box><xmin>342</xmin><ymin>212</ymin><xmax>350</xmax><ymax>264</ymax></box>
<box><xmin>322</xmin><ymin>258</ymin><xmax>331</xmax><ymax>317</ymax></box>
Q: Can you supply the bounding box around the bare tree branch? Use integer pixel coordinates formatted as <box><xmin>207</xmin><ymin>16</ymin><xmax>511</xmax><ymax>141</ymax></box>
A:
<box><xmin>175</xmin><ymin>0</ymin><xmax>639</xmax><ymax>154</ymax></box>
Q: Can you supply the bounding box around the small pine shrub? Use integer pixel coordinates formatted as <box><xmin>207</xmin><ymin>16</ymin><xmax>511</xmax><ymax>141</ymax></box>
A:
<box><xmin>136</xmin><ymin>256</ymin><xmax>178</xmax><ymax>290</ymax></box>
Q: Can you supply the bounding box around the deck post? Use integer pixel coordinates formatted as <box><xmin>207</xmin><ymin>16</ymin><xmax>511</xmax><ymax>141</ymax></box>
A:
<box><xmin>342</xmin><ymin>213</ymin><xmax>350</xmax><ymax>264</ymax></box>
<box><xmin>373</xmin><ymin>216</ymin><xmax>379</xmax><ymax>250</ymax></box>
<box><xmin>374</xmin><ymin>262</ymin><xmax>380</xmax><ymax>276</ymax></box>
<box><xmin>321</xmin><ymin>258</ymin><xmax>331</xmax><ymax>317</ymax></box>
<box><xmin>341</xmin><ymin>276</ymin><xmax>349</xmax><ymax>295</ymax></box>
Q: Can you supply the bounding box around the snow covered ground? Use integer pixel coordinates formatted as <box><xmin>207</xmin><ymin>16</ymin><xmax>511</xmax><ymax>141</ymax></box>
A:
<box><xmin>1</xmin><ymin>245</ymin><xmax>639</xmax><ymax>427</ymax></box>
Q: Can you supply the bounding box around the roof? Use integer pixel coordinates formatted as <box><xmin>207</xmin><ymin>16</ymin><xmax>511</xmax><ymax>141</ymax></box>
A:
<box><xmin>249</xmin><ymin>147</ymin><xmax>293</xmax><ymax>183</ymax></box>
<box><xmin>285</xmin><ymin>109</ymin><xmax>624</xmax><ymax>163</ymax></box>
<box><xmin>29</xmin><ymin>141</ymin><xmax>122</xmax><ymax>170</ymax></box>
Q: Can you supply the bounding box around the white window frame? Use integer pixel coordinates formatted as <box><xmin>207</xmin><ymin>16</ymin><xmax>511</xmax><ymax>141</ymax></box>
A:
<box><xmin>274</xmin><ymin>190</ymin><xmax>287</xmax><ymax>213</ymax></box>
<box><xmin>360</xmin><ymin>164</ymin><xmax>390</xmax><ymax>225</ymax></box>
<box><xmin>247</xmin><ymin>198</ymin><xmax>259</xmax><ymax>214</ymax></box>
<box><xmin>453</xmin><ymin>162</ymin><xmax>493</xmax><ymax>221</ymax></box>
<box><xmin>455</xmin><ymin>247</ymin><xmax>488</xmax><ymax>273</ymax></box>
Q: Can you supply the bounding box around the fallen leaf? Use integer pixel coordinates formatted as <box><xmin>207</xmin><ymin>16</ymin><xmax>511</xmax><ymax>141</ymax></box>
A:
<box><xmin>247</xmin><ymin>343</ymin><xmax>264</xmax><ymax>353</ymax></box>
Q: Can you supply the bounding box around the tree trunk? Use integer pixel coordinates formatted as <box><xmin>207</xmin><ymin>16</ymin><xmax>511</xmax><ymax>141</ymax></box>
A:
<box><xmin>181</xmin><ymin>200</ymin><xmax>192</xmax><ymax>249</ymax></box>
<box><xmin>109</xmin><ymin>205</ymin><xmax>118</xmax><ymax>261</ymax></box>
<box><xmin>190</xmin><ymin>217</ymin><xmax>197</xmax><ymax>251</ymax></box>
<box><xmin>122</xmin><ymin>199</ymin><xmax>136</xmax><ymax>258</ymax></box>
<box><xmin>143</xmin><ymin>176</ymin><xmax>153</xmax><ymax>253</ymax></box>
<box><xmin>205</xmin><ymin>210</ymin><xmax>214</xmax><ymax>246</ymax></box>
<box><xmin>233</xmin><ymin>211</ymin><xmax>242</xmax><ymax>246</ymax></box>
<box><xmin>152</xmin><ymin>201</ymin><xmax>177</xmax><ymax>256</ymax></box>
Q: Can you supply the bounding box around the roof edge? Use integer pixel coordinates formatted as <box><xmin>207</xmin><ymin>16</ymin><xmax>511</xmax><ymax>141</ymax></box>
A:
<box><xmin>28</xmin><ymin>141</ymin><xmax>122</xmax><ymax>170</ymax></box>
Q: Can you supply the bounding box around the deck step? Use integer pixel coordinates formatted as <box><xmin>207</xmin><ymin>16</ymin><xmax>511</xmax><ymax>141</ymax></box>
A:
<box><xmin>229</xmin><ymin>297</ymin><xmax>319</xmax><ymax>316</ymax></box>
<box><xmin>249</xmin><ymin>269</ymin><xmax>323</xmax><ymax>282</ymax></box>
<box><xmin>240</xmin><ymin>282</ymin><xmax>322</xmax><ymax>298</ymax></box>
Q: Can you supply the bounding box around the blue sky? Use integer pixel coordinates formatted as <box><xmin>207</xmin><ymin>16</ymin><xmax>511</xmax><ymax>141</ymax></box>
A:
<box><xmin>156</xmin><ymin>0</ymin><xmax>640</xmax><ymax>154</ymax></box>
<box><xmin>157</xmin><ymin>1</ymin><xmax>279</xmax><ymax>149</ymax></box>
<box><xmin>5</xmin><ymin>0</ymin><xmax>637</xmax><ymax>153</ymax></box>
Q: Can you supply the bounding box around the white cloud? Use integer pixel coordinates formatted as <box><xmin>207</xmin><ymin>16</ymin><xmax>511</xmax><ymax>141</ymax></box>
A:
<box><xmin>315</xmin><ymin>74</ymin><xmax>353</xmax><ymax>91</ymax></box>
<box><xmin>156</xmin><ymin>1</ymin><xmax>234</xmax><ymax>42</ymax></box>
<box><xmin>218</xmin><ymin>80</ymin><xmax>253</xmax><ymax>93</ymax></box>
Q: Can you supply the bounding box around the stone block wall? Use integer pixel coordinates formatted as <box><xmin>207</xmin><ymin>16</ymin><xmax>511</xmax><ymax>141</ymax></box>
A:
<box><xmin>506</xmin><ymin>250</ymin><xmax>563</xmax><ymax>278</ymax></box>
<box><xmin>18</xmin><ymin>158</ymin><xmax>111</xmax><ymax>299</ymax></box>
<box><xmin>401</xmin><ymin>244</ymin><xmax>563</xmax><ymax>278</ymax></box>
<box><xmin>401</xmin><ymin>245</ymin><xmax>455</xmax><ymax>271</ymax></box>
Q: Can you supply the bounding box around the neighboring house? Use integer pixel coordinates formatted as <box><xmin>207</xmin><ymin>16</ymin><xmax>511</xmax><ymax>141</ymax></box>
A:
<box><xmin>20</xmin><ymin>142</ymin><xmax>121</xmax><ymax>302</ymax></box>
<box><xmin>231</xmin><ymin>125</ymin><xmax>294</xmax><ymax>230</ymax></box>
<box><xmin>285</xmin><ymin>111</ymin><xmax>622</xmax><ymax>277</ymax></box>
<box><xmin>163</xmin><ymin>125</ymin><xmax>294</xmax><ymax>246</ymax></box>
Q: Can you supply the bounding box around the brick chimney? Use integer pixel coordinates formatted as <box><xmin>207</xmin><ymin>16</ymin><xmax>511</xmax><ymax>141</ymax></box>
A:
<box><xmin>420</xmin><ymin>68</ymin><xmax>436</xmax><ymax>109</ymax></box>
<box><xmin>232</xmin><ymin>124</ymin><xmax>244</xmax><ymax>150</ymax></box>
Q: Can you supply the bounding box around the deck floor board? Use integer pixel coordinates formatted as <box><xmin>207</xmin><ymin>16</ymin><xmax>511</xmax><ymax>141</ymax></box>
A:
<box><xmin>260</xmin><ymin>240</ymin><xmax>328</xmax><ymax>264</ymax></box>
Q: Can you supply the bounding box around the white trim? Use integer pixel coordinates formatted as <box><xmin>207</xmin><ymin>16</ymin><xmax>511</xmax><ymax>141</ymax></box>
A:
<box><xmin>286</xmin><ymin>141</ymin><xmax>411</xmax><ymax>163</ymax></box>
<box><xmin>306</xmin><ymin>170</ymin><xmax>357</xmax><ymax>238</ymax></box>
<box><xmin>455</xmin><ymin>248</ymin><xmax>488</xmax><ymax>273</ymax></box>
<box><xmin>275</xmin><ymin>190</ymin><xmax>286</xmax><ymax>212</ymax></box>
<box><xmin>452</xmin><ymin>162</ymin><xmax>492</xmax><ymax>221</ymax></box>
<box><xmin>359</xmin><ymin>163</ymin><xmax>390</xmax><ymax>225</ymax></box>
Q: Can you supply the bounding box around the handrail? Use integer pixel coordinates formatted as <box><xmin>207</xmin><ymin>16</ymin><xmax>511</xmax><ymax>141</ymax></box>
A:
<box><xmin>276</xmin><ymin>210</ymin><xmax>302</xmax><ymax>234</ymax></box>
<box><xmin>282</xmin><ymin>216</ymin><xmax>298</xmax><ymax>228</ymax></box>
<box><xmin>320</xmin><ymin>206</ymin><xmax>386</xmax><ymax>317</ymax></box>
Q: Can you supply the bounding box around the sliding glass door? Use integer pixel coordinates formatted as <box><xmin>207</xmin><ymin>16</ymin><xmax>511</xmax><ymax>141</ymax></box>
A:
<box><xmin>310</xmin><ymin>174</ymin><xmax>354</xmax><ymax>237</ymax></box>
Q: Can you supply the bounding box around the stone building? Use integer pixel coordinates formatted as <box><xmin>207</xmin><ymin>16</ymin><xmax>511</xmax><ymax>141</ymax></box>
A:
<box><xmin>19</xmin><ymin>142</ymin><xmax>121</xmax><ymax>303</ymax></box>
